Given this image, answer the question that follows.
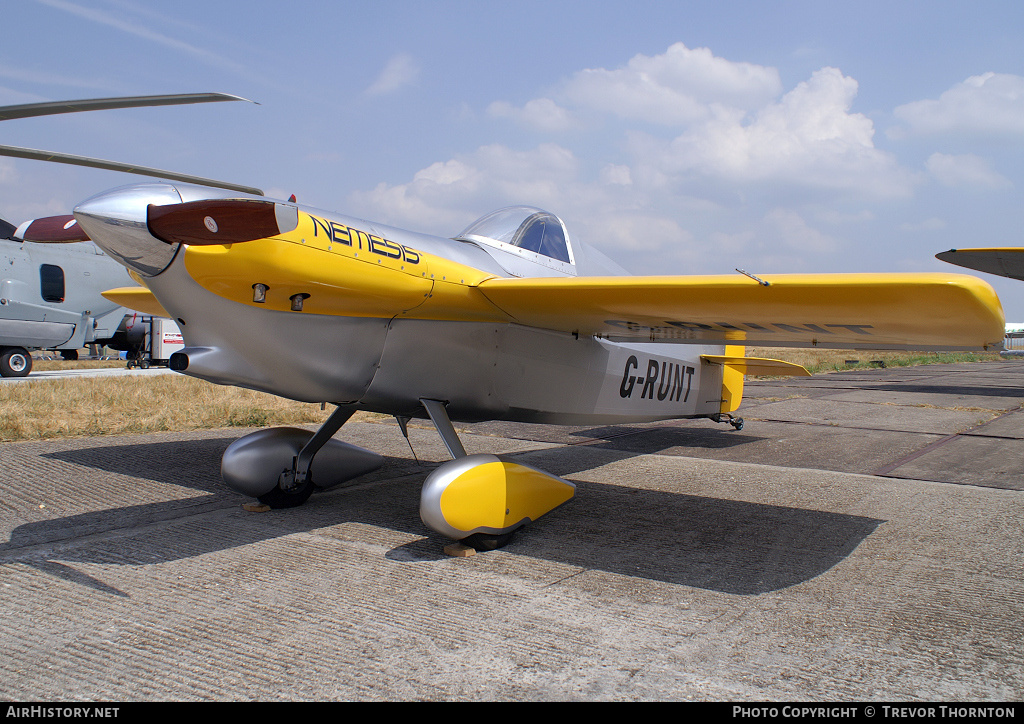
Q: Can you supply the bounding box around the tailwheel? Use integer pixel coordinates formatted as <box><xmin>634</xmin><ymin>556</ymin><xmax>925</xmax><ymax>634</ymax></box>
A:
<box><xmin>256</xmin><ymin>478</ymin><xmax>314</xmax><ymax>509</ymax></box>
<box><xmin>711</xmin><ymin>412</ymin><xmax>744</xmax><ymax>430</ymax></box>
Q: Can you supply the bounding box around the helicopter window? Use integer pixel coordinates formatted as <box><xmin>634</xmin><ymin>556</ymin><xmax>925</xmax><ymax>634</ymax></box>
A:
<box><xmin>456</xmin><ymin>206</ymin><xmax>573</xmax><ymax>264</ymax></box>
<box><xmin>40</xmin><ymin>264</ymin><xmax>65</xmax><ymax>303</ymax></box>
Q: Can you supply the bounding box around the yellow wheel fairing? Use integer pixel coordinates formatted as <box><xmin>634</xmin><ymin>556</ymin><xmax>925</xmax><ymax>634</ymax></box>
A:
<box><xmin>420</xmin><ymin>454</ymin><xmax>576</xmax><ymax>540</ymax></box>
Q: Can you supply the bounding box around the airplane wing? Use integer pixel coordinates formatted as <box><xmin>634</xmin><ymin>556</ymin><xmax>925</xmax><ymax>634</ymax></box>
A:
<box><xmin>108</xmin><ymin>263</ymin><xmax>1005</xmax><ymax>351</ymax></box>
<box><xmin>936</xmin><ymin>248</ymin><xmax>1024</xmax><ymax>281</ymax></box>
<box><xmin>474</xmin><ymin>273</ymin><xmax>1005</xmax><ymax>351</ymax></box>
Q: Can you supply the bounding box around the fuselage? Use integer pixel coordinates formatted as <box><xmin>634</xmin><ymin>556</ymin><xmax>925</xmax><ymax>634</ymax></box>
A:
<box><xmin>73</xmin><ymin>182</ymin><xmax>731</xmax><ymax>424</ymax></box>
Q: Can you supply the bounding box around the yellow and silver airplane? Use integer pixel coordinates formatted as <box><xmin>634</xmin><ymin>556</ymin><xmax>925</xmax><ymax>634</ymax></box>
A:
<box><xmin>3</xmin><ymin>94</ymin><xmax>1007</xmax><ymax>549</ymax></box>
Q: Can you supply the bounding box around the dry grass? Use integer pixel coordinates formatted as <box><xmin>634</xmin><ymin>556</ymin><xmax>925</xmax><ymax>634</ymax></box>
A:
<box><xmin>0</xmin><ymin>374</ymin><xmax>340</xmax><ymax>442</ymax></box>
<box><xmin>747</xmin><ymin>347</ymin><xmax>1004</xmax><ymax>376</ymax></box>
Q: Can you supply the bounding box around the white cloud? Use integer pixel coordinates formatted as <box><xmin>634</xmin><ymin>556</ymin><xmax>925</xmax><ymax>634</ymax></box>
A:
<box><xmin>347</xmin><ymin>143</ymin><xmax>580</xmax><ymax>232</ymax></box>
<box><xmin>893</xmin><ymin>72</ymin><xmax>1024</xmax><ymax>136</ymax></box>
<box><xmin>592</xmin><ymin>213</ymin><xmax>693</xmax><ymax>252</ymax></box>
<box><xmin>485</xmin><ymin>62</ymin><xmax>914</xmax><ymax>200</ymax></box>
<box><xmin>487</xmin><ymin>98</ymin><xmax>575</xmax><ymax>132</ymax></box>
<box><xmin>655</xmin><ymin>68</ymin><xmax>913</xmax><ymax>197</ymax></box>
<box><xmin>926</xmin><ymin>152</ymin><xmax>1012</xmax><ymax>189</ymax></box>
<box><xmin>345</xmin><ymin>45</ymin><xmax>958</xmax><ymax>277</ymax></box>
<box><xmin>562</xmin><ymin>42</ymin><xmax>782</xmax><ymax>125</ymax></box>
<box><xmin>414</xmin><ymin>159</ymin><xmax>476</xmax><ymax>186</ymax></box>
<box><xmin>366</xmin><ymin>54</ymin><xmax>420</xmax><ymax>96</ymax></box>
<box><xmin>600</xmin><ymin>164</ymin><xmax>632</xmax><ymax>186</ymax></box>
<box><xmin>762</xmin><ymin>208</ymin><xmax>838</xmax><ymax>253</ymax></box>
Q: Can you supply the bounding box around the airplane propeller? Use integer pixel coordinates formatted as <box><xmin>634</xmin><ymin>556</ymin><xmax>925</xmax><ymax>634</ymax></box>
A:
<box><xmin>0</xmin><ymin>92</ymin><xmax>263</xmax><ymax>196</ymax></box>
<box><xmin>12</xmin><ymin>214</ymin><xmax>90</xmax><ymax>243</ymax></box>
<box><xmin>8</xmin><ymin>197</ymin><xmax>298</xmax><ymax>247</ymax></box>
<box><xmin>147</xmin><ymin>198</ymin><xmax>298</xmax><ymax>246</ymax></box>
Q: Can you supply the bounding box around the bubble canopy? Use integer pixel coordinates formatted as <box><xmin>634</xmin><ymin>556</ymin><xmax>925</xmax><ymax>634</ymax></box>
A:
<box><xmin>455</xmin><ymin>206</ymin><xmax>573</xmax><ymax>264</ymax></box>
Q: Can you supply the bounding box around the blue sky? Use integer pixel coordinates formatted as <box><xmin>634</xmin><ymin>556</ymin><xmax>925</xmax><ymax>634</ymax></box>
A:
<box><xmin>4</xmin><ymin>0</ymin><xmax>1024</xmax><ymax>319</ymax></box>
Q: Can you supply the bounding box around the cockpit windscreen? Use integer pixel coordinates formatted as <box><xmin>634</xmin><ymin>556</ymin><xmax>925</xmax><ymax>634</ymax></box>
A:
<box><xmin>456</xmin><ymin>206</ymin><xmax>572</xmax><ymax>264</ymax></box>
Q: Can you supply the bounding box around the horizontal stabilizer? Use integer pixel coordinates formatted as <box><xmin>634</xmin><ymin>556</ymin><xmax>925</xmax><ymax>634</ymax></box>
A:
<box><xmin>475</xmin><ymin>272</ymin><xmax>1005</xmax><ymax>351</ymax></box>
<box><xmin>701</xmin><ymin>355</ymin><xmax>811</xmax><ymax>377</ymax></box>
<box><xmin>102</xmin><ymin>286</ymin><xmax>170</xmax><ymax>317</ymax></box>
<box><xmin>936</xmin><ymin>248</ymin><xmax>1024</xmax><ymax>281</ymax></box>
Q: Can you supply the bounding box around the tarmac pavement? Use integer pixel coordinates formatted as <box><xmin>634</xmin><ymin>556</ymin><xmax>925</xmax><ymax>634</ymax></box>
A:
<box><xmin>0</xmin><ymin>365</ymin><xmax>174</xmax><ymax>383</ymax></box>
<box><xmin>1</xmin><ymin>361</ymin><xmax>1022</xmax><ymax>701</ymax></box>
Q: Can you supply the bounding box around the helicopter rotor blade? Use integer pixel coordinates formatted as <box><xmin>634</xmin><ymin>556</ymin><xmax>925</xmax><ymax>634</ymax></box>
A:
<box><xmin>0</xmin><ymin>92</ymin><xmax>254</xmax><ymax>122</ymax></box>
<box><xmin>0</xmin><ymin>143</ymin><xmax>264</xmax><ymax>196</ymax></box>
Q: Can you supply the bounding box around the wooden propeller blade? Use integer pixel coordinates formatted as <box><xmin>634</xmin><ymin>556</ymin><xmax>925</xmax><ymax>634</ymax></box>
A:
<box><xmin>13</xmin><ymin>214</ymin><xmax>90</xmax><ymax>242</ymax></box>
<box><xmin>147</xmin><ymin>199</ymin><xmax>298</xmax><ymax>245</ymax></box>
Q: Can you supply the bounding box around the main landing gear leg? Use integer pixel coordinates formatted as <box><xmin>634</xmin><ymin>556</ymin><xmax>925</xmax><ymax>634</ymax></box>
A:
<box><xmin>268</xmin><ymin>404</ymin><xmax>358</xmax><ymax>507</ymax></box>
<box><xmin>420</xmin><ymin>398</ymin><xmax>467</xmax><ymax>459</ymax></box>
<box><xmin>417</xmin><ymin>399</ymin><xmax>575</xmax><ymax>551</ymax></box>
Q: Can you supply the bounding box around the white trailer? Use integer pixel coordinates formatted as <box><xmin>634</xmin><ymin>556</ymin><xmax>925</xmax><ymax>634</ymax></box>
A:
<box><xmin>124</xmin><ymin>315</ymin><xmax>184</xmax><ymax>369</ymax></box>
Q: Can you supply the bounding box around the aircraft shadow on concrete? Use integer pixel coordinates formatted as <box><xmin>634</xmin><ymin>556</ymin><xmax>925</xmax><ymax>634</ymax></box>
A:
<box><xmin>7</xmin><ymin>433</ymin><xmax>881</xmax><ymax>597</ymax></box>
<box><xmin>850</xmin><ymin>383</ymin><xmax>1024</xmax><ymax>399</ymax></box>
<box><xmin>459</xmin><ymin>420</ymin><xmax>764</xmax><ymax>452</ymax></box>
<box><xmin>570</xmin><ymin>424</ymin><xmax>761</xmax><ymax>452</ymax></box>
